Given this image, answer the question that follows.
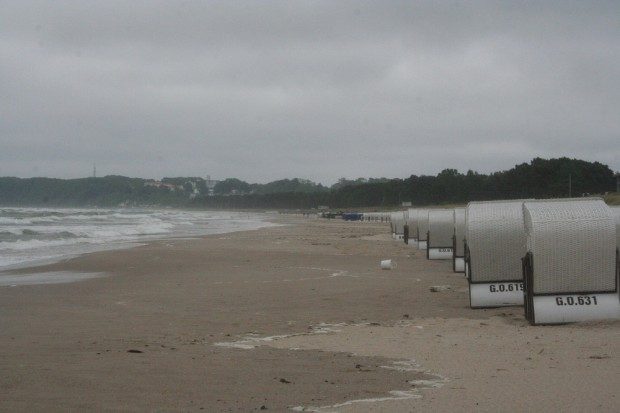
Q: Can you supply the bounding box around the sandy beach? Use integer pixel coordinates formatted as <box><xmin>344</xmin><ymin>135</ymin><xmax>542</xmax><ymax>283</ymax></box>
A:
<box><xmin>1</xmin><ymin>216</ymin><xmax>618</xmax><ymax>412</ymax></box>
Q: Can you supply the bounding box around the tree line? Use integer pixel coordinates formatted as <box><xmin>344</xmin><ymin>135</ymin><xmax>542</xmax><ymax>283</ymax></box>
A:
<box><xmin>192</xmin><ymin>157</ymin><xmax>617</xmax><ymax>209</ymax></box>
<box><xmin>0</xmin><ymin>158</ymin><xmax>616</xmax><ymax>208</ymax></box>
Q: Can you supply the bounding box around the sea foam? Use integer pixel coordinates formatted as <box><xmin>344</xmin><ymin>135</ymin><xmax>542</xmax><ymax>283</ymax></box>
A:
<box><xmin>0</xmin><ymin>208</ymin><xmax>277</xmax><ymax>271</ymax></box>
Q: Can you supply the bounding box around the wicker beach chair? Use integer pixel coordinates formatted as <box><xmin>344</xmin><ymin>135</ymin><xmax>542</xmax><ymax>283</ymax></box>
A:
<box><xmin>522</xmin><ymin>198</ymin><xmax>620</xmax><ymax>324</ymax></box>
<box><xmin>465</xmin><ymin>200</ymin><xmax>528</xmax><ymax>308</ymax></box>
<box><xmin>613</xmin><ymin>206</ymin><xmax>620</xmax><ymax>300</ymax></box>
<box><xmin>390</xmin><ymin>211</ymin><xmax>406</xmax><ymax>240</ymax></box>
<box><xmin>611</xmin><ymin>206</ymin><xmax>620</xmax><ymax>250</ymax></box>
<box><xmin>427</xmin><ymin>209</ymin><xmax>455</xmax><ymax>260</ymax></box>
<box><xmin>453</xmin><ymin>208</ymin><xmax>466</xmax><ymax>273</ymax></box>
<box><xmin>402</xmin><ymin>209</ymin><xmax>410</xmax><ymax>244</ymax></box>
<box><xmin>416</xmin><ymin>209</ymin><xmax>430</xmax><ymax>250</ymax></box>
<box><xmin>405</xmin><ymin>208</ymin><xmax>420</xmax><ymax>247</ymax></box>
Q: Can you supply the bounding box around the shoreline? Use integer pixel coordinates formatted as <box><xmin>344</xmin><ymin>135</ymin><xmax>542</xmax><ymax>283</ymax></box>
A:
<box><xmin>0</xmin><ymin>210</ymin><xmax>282</xmax><ymax>276</ymax></box>
<box><xmin>1</xmin><ymin>216</ymin><xmax>618</xmax><ymax>411</ymax></box>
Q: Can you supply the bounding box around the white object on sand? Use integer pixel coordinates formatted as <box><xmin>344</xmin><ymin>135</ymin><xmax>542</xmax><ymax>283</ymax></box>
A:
<box><xmin>380</xmin><ymin>259</ymin><xmax>394</xmax><ymax>270</ymax></box>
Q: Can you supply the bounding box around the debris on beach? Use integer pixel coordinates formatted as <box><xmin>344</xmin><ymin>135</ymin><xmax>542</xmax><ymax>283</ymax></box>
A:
<box><xmin>430</xmin><ymin>285</ymin><xmax>451</xmax><ymax>292</ymax></box>
<box><xmin>127</xmin><ymin>349</ymin><xmax>143</xmax><ymax>354</ymax></box>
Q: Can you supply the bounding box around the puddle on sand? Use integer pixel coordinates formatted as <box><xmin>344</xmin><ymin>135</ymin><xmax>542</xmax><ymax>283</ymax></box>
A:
<box><xmin>0</xmin><ymin>271</ymin><xmax>104</xmax><ymax>287</ymax></box>
<box><xmin>213</xmin><ymin>322</ymin><xmax>447</xmax><ymax>412</ymax></box>
<box><xmin>290</xmin><ymin>359</ymin><xmax>447</xmax><ymax>412</ymax></box>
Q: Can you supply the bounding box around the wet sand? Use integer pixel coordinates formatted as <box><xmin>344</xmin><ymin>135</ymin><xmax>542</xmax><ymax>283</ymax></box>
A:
<box><xmin>1</xmin><ymin>216</ymin><xmax>618</xmax><ymax>412</ymax></box>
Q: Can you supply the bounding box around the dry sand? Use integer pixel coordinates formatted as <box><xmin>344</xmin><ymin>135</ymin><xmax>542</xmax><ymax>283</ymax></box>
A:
<box><xmin>0</xmin><ymin>216</ymin><xmax>618</xmax><ymax>412</ymax></box>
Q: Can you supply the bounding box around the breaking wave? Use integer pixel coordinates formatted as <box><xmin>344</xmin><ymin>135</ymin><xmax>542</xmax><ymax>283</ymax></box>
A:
<box><xmin>0</xmin><ymin>208</ymin><xmax>277</xmax><ymax>270</ymax></box>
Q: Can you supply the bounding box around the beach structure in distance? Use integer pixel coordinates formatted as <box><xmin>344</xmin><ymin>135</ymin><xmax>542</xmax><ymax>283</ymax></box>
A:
<box><xmin>360</xmin><ymin>211</ymin><xmax>391</xmax><ymax>222</ymax></box>
<box><xmin>522</xmin><ymin>198</ymin><xmax>620</xmax><ymax>324</ymax></box>
<box><xmin>416</xmin><ymin>209</ymin><xmax>430</xmax><ymax>250</ymax></box>
<box><xmin>453</xmin><ymin>207</ymin><xmax>466</xmax><ymax>273</ymax></box>
<box><xmin>390</xmin><ymin>211</ymin><xmax>406</xmax><ymax>240</ymax></box>
<box><xmin>613</xmin><ymin>206</ymin><xmax>620</xmax><ymax>300</ymax></box>
<box><xmin>402</xmin><ymin>209</ymin><xmax>410</xmax><ymax>244</ymax></box>
<box><xmin>405</xmin><ymin>208</ymin><xmax>419</xmax><ymax>247</ymax></box>
<box><xmin>427</xmin><ymin>209</ymin><xmax>455</xmax><ymax>260</ymax></box>
<box><xmin>465</xmin><ymin>200</ymin><xmax>528</xmax><ymax>308</ymax></box>
<box><xmin>611</xmin><ymin>206</ymin><xmax>620</xmax><ymax>252</ymax></box>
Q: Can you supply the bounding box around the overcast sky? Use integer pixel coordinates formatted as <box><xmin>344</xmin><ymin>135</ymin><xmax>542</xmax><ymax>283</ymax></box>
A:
<box><xmin>1</xmin><ymin>1</ymin><xmax>618</xmax><ymax>184</ymax></box>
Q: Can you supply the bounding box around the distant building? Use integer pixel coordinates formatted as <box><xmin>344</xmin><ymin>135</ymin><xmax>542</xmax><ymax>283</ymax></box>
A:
<box><xmin>144</xmin><ymin>180</ymin><xmax>181</xmax><ymax>191</ymax></box>
<box><xmin>204</xmin><ymin>175</ymin><xmax>219</xmax><ymax>196</ymax></box>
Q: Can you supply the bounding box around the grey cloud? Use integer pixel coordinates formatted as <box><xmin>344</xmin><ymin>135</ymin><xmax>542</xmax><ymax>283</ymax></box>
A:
<box><xmin>1</xmin><ymin>1</ymin><xmax>618</xmax><ymax>183</ymax></box>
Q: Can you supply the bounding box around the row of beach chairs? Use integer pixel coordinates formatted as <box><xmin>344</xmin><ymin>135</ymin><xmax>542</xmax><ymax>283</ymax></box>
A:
<box><xmin>369</xmin><ymin>199</ymin><xmax>620</xmax><ymax>325</ymax></box>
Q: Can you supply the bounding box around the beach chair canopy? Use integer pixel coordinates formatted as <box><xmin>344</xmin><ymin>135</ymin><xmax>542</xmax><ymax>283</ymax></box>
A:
<box><xmin>390</xmin><ymin>211</ymin><xmax>406</xmax><ymax>234</ymax></box>
<box><xmin>428</xmin><ymin>209</ymin><xmax>454</xmax><ymax>247</ymax></box>
<box><xmin>454</xmin><ymin>207</ymin><xmax>466</xmax><ymax>256</ymax></box>
<box><xmin>523</xmin><ymin>199</ymin><xmax>616</xmax><ymax>294</ymax></box>
<box><xmin>407</xmin><ymin>208</ymin><xmax>419</xmax><ymax>238</ymax></box>
<box><xmin>466</xmin><ymin>200</ymin><xmax>527</xmax><ymax>282</ymax></box>
<box><xmin>612</xmin><ymin>206</ymin><xmax>620</xmax><ymax>249</ymax></box>
<box><xmin>417</xmin><ymin>209</ymin><xmax>429</xmax><ymax>241</ymax></box>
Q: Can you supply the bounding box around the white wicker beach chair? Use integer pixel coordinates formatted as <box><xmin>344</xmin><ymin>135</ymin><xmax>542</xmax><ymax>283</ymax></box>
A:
<box><xmin>405</xmin><ymin>208</ymin><xmax>419</xmax><ymax>247</ymax></box>
<box><xmin>402</xmin><ymin>209</ymin><xmax>410</xmax><ymax>245</ymax></box>
<box><xmin>390</xmin><ymin>211</ymin><xmax>406</xmax><ymax>240</ymax></box>
<box><xmin>416</xmin><ymin>209</ymin><xmax>430</xmax><ymax>250</ymax></box>
<box><xmin>427</xmin><ymin>209</ymin><xmax>455</xmax><ymax>260</ymax></box>
<box><xmin>611</xmin><ymin>206</ymin><xmax>620</xmax><ymax>250</ymax></box>
<box><xmin>613</xmin><ymin>206</ymin><xmax>620</xmax><ymax>300</ymax></box>
<box><xmin>465</xmin><ymin>200</ymin><xmax>528</xmax><ymax>308</ymax></box>
<box><xmin>453</xmin><ymin>208</ymin><xmax>466</xmax><ymax>273</ymax></box>
<box><xmin>522</xmin><ymin>198</ymin><xmax>620</xmax><ymax>324</ymax></box>
<box><xmin>464</xmin><ymin>207</ymin><xmax>469</xmax><ymax>277</ymax></box>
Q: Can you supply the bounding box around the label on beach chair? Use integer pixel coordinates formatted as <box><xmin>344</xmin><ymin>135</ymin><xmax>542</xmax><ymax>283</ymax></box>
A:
<box><xmin>531</xmin><ymin>293</ymin><xmax>620</xmax><ymax>324</ymax></box>
<box><xmin>454</xmin><ymin>257</ymin><xmax>465</xmax><ymax>273</ymax></box>
<box><xmin>470</xmin><ymin>282</ymin><xmax>524</xmax><ymax>308</ymax></box>
<box><xmin>428</xmin><ymin>248</ymin><xmax>453</xmax><ymax>260</ymax></box>
<box><xmin>418</xmin><ymin>240</ymin><xmax>427</xmax><ymax>250</ymax></box>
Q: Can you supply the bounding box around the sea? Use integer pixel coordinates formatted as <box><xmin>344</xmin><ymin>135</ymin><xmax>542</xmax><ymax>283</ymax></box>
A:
<box><xmin>0</xmin><ymin>207</ymin><xmax>277</xmax><ymax>273</ymax></box>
